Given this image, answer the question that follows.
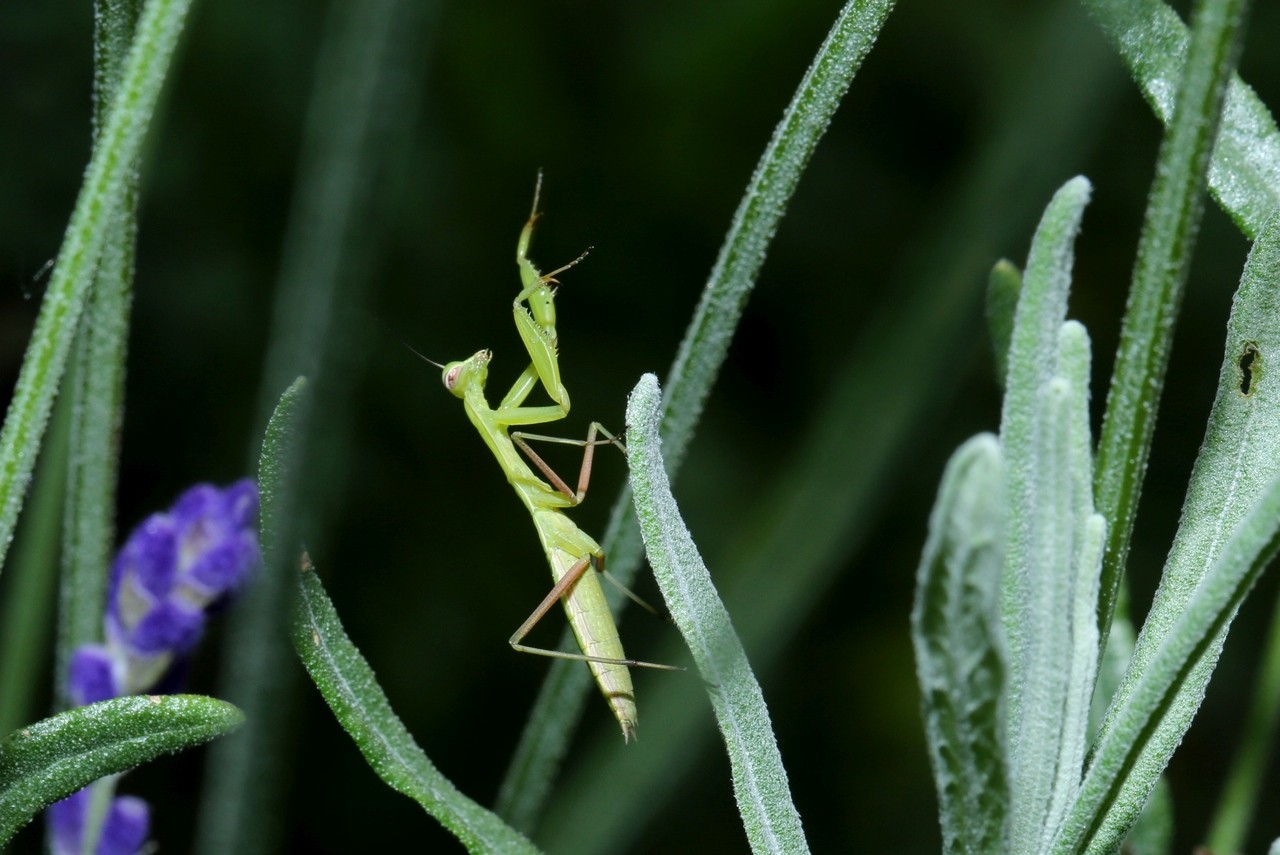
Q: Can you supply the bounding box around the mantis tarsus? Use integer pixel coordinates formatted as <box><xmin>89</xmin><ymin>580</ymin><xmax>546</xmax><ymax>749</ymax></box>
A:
<box><xmin>438</xmin><ymin>176</ymin><xmax>674</xmax><ymax>742</ymax></box>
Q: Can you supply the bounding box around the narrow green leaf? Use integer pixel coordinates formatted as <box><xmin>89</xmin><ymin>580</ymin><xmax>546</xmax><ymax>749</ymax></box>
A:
<box><xmin>1009</xmin><ymin>378</ymin><xmax>1080</xmax><ymax>855</ymax></box>
<box><xmin>0</xmin><ymin>0</ymin><xmax>192</xmax><ymax>583</ymax></box>
<box><xmin>1083</xmin><ymin>208</ymin><xmax>1280</xmax><ymax>850</ymax></box>
<box><xmin>497</xmin><ymin>0</ymin><xmax>898</xmax><ymax>828</ymax></box>
<box><xmin>911</xmin><ymin>434</ymin><xmax>1008</xmax><ymax>855</ymax></box>
<box><xmin>1085</xmin><ymin>0</ymin><xmax>1279</xmax><ymax>240</ymax></box>
<box><xmin>57</xmin><ymin>0</ymin><xmax>141</xmax><ymax>710</ymax></box>
<box><xmin>986</xmin><ymin>260</ymin><xmax>1022</xmax><ymax>389</ymax></box>
<box><xmin>1045</xmin><ymin>510</ymin><xmax>1104</xmax><ymax>843</ymax></box>
<box><xmin>261</xmin><ymin>378</ymin><xmax>535</xmax><ymax>853</ymax></box>
<box><xmin>1039</xmin><ymin>325</ymin><xmax>1111</xmax><ymax>849</ymax></box>
<box><xmin>257</xmin><ymin>378</ymin><xmax>308</xmax><ymax>559</ymax></box>
<box><xmin>0</xmin><ymin>396</ymin><xmax>71</xmax><ymax>735</ymax></box>
<box><xmin>996</xmin><ymin>176</ymin><xmax>1091</xmax><ymax>791</ymax></box>
<box><xmin>1049</xmin><ymin>465</ymin><xmax>1280</xmax><ymax>854</ymax></box>
<box><xmin>292</xmin><ymin>561</ymin><xmax>539</xmax><ymax>854</ymax></box>
<box><xmin>1093</xmin><ymin>0</ymin><xmax>1251</xmax><ymax>648</ymax></box>
<box><xmin>1043</xmin><ymin>322</ymin><xmax>1105</xmax><ymax>844</ymax></box>
<box><xmin>0</xmin><ymin>695</ymin><xmax>242</xmax><ymax>845</ymax></box>
<box><xmin>626</xmin><ymin>374</ymin><xmax>808</xmax><ymax>855</ymax></box>
<box><xmin>996</xmin><ymin>176</ymin><xmax>1107</xmax><ymax>854</ymax></box>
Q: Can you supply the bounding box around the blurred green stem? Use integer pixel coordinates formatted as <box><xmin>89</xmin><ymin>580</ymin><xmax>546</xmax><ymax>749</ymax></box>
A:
<box><xmin>1203</xmin><ymin>583</ymin><xmax>1280</xmax><ymax>853</ymax></box>
<box><xmin>56</xmin><ymin>0</ymin><xmax>141</xmax><ymax>711</ymax></box>
<box><xmin>193</xmin><ymin>1</ymin><xmax>431</xmax><ymax>852</ymax></box>
<box><xmin>0</xmin><ymin>394</ymin><xmax>71</xmax><ymax>735</ymax></box>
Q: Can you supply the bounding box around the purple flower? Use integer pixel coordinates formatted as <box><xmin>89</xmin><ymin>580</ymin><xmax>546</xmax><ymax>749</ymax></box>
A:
<box><xmin>49</xmin><ymin>789</ymin><xmax>150</xmax><ymax>855</ymax></box>
<box><xmin>91</xmin><ymin>479</ymin><xmax>260</xmax><ymax>697</ymax></box>
<box><xmin>53</xmin><ymin>480</ymin><xmax>259</xmax><ymax>855</ymax></box>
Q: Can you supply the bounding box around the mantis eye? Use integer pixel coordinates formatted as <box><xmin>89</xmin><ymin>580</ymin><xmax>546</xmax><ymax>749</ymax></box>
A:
<box><xmin>442</xmin><ymin>363</ymin><xmax>464</xmax><ymax>392</ymax></box>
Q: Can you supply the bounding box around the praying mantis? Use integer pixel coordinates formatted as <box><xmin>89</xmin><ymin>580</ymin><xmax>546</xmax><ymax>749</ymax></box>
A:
<box><xmin>437</xmin><ymin>176</ymin><xmax>674</xmax><ymax>742</ymax></box>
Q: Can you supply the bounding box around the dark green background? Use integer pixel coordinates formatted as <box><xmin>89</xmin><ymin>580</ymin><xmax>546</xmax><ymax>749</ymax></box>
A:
<box><xmin>3</xmin><ymin>0</ymin><xmax>1280</xmax><ymax>851</ymax></box>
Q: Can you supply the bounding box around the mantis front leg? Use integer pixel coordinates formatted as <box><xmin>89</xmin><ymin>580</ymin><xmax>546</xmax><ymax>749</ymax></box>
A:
<box><xmin>511</xmin><ymin>172</ymin><xmax>590</xmax><ymax>410</ymax></box>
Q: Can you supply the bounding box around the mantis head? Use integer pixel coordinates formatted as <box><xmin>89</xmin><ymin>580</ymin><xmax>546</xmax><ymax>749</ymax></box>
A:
<box><xmin>441</xmin><ymin>349</ymin><xmax>491</xmax><ymax>398</ymax></box>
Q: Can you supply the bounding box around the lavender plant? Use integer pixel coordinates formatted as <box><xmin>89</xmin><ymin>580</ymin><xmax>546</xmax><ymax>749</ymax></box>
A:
<box><xmin>10</xmin><ymin>0</ymin><xmax>1280</xmax><ymax>852</ymax></box>
<box><xmin>47</xmin><ymin>481</ymin><xmax>259</xmax><ymax>855</ymax></box>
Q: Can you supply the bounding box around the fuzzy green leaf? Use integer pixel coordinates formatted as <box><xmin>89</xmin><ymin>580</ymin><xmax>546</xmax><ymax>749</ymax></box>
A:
<box><xmin>291</xmin><ymin>560</ymin><xmax>540</xmax><ymax>855</ymax></box>
<box><xmin>997</xmin><ymin>175</ymin><xmax>1091</xmax><ymax>769</ymax></box>
<box><xmin>0</xmin><ymin>695</ymin><xmax>242</xmax><ymax>845</ymax></box>
<box><xmin>911</xmin><ymin>434</ymin><xmax>1008</xmax><ymax>855</ymax></box>
<box><xmin>626</xmin><ymin>374</ymin><xmax>808</xmax><ymax>855</ymax></box>
<box><xmin>1085</xmin><ymin>0</ymin><xmax>1279</xmax><ymax>240</ymax></box>
<box><xmin>1074</xmin><ymin>211</ymin><xmax>1280</xmax><ymax>853</ymax></box>
<box><xmin>986</xmin><ymin>260</ymin><xmax>1023</xmax><ymax>389</ymax></box>
<box><xmin>1092</xmin><ymin>0</ymin><xmax>1252</xmax><ymax>646</ymax></box>
<box><xmin>996</xmin><ymin>176</ymin><xmax>1108</xmax><ymax>854</ymax></box>
<box><xmin>57</xmin><ymin>0</ymin><xmax>142</xmax><ymax>709</ymax></box>
<box><xmin>0</xmin><ymin>0</ymin><xmax>192</xmax><ymax>584</ymax></box>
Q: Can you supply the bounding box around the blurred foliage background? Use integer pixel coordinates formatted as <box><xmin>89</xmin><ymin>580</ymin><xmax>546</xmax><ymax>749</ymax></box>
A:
<box><xmin>4</xmin><ymin>0</ymin><xmax>1280</xmax><ymax>852</ymax></box>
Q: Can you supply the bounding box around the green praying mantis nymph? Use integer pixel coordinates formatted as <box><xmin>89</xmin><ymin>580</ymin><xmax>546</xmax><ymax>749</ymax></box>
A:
<box><xmin>437</xmin><ymin>176</ymin><xmax>675</xmax><ymax>742</ymax></box>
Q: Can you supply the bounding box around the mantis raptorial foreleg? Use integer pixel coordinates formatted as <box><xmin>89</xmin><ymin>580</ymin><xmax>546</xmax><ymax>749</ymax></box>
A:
<box><xmin>512</xmin><ymin>171</ymin><xmax>590</xmax><ymax>410</ymax></box>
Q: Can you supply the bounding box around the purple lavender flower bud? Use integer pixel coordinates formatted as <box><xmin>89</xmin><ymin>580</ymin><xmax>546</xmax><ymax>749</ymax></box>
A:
<box><xmin>66</xmin><ymin>646</ymin><xmax>121</xmax><ymax>707</ymax></box>
<box><xmin>49</xmin><ymin>788</ymin><xmax>150</xmax><ymax>855</ymax></box>
<box><xmin>103</xmin><ymin>479</ymin><xmax>260</xmax><ymax>694</ymax></box>
<box><xmin>51</xmin><ymin>480</ymin><xmax>259</xmax><ymax>855</ymax></box>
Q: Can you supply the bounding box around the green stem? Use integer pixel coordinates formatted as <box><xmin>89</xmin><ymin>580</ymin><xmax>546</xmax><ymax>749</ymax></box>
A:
<box><xmin>0</xmin><ymin>0</ymin><xmax>191</xmax><ymax>584</ymax></box>
<box><xmin>0</xmin><ymin>394</ymin><xmax>71</xmax><ymax>736</ymax></box>
<box><xmin>1093</xmin><ymin>0</ymin><xmax>1251</xmax><ymax>649</ymax></box>
<box><xmin>56</xmin><ymin>0</ymin><xmax>141</xmax><ymax>711</ymax></box>
<box><xmin>1203</xmin><ymin>582</ymin><xmax>1280</xmax><ymax>853</ymax></box>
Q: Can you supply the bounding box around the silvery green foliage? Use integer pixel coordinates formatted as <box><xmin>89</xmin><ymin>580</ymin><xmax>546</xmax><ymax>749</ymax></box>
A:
<box><xmin>1055</xmin><ymin>209</ymin><xmax>1280</xmax><ymax>854</ymax></box>
<box><xmin>993</xmin><ymin>178</ymin><xmax>1104</xmax><ymax>855</ymax></box>
<box><xmin>916</xmin><ymin>177</ymin><xmax>1112</xmax><ymax>854</ymax></box>
<box><xmin>1084</xmin><ymin>0</ymin><xmax>1280</xmax><ymax>239</ymax></box>
<box><xmin>911</xmin><ymin>435</ymin><xmax>1008</xmax><ymax>855</ymax></box>
<box><xmin>1091</xmin><ymin>0</ymin><xmax>1250</xmax><ymax>641</ymax></box>
<box><xmin>626</xmin><ymin>374</ymin><xmax>808</xmax><ymax>855</ymax></box>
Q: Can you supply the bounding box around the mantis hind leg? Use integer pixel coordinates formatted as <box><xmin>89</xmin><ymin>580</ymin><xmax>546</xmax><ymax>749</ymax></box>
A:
<box><xmin>509</xmin><ymin>554</ymin><xmax>681</xmax><ymax>672</ymax></box>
